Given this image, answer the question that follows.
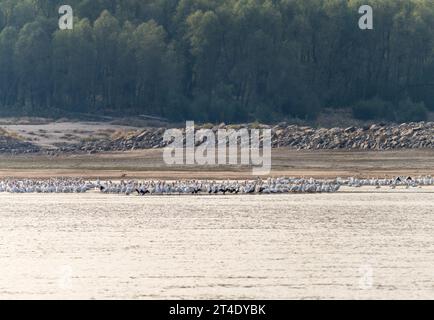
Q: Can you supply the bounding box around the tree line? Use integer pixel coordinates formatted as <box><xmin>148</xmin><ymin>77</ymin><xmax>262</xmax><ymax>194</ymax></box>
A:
<box><xmin>1</xmin><ymin>0</ymin><xmax>434</xmax><ymax>123</ymax></box>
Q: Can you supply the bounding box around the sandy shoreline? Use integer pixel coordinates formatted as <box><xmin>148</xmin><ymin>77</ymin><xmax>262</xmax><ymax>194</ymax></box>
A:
<box><xmin>1</xmin><ymin>119</ymin><xmax>434</xmax><ymax>180</ymax></box>
<box><xmin>1</xmin><ymin>148</ymin><xmax>433</xmax><ymax>179</ymax></box>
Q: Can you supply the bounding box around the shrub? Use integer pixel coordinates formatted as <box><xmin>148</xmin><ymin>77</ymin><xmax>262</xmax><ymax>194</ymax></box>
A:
<box><xmin>352</xmin><ymin>98</ymin><xmax>393</xmax><ymax>120</ymax></box>
<box><xmin>395</xmin><ymin>98</ymin><xmax>428</xmax><ymax>123</ymax></box>
<box><xmin>352</xmin><ymin>97</ymin><xmax>428</xmax><ymax>123</ymax></box>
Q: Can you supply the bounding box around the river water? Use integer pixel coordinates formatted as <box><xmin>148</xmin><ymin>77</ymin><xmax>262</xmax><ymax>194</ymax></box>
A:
<box><xmin>0</xmin><ymin>191</ymin><xmax>433</xmax><ymax>299</ymax></box>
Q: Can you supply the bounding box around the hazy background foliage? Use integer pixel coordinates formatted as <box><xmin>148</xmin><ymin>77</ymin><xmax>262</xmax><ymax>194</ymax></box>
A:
<box><xmin>0</xmin><ymin>0</ymin><xmax>433</xmax><ymax>123</ymax></box>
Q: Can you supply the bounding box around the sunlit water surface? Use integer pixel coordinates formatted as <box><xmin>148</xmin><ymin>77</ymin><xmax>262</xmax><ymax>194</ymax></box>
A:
<box><xmin>0</xmin><ymin>191</ymin><xmax>433</xmax><ymax>299</ymax></box>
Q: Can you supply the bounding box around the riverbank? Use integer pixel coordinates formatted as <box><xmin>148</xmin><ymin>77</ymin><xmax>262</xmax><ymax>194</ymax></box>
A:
<box><xmin>1</xmin><ymin>119</ymin><xmax>434</xmax><ymax>154</ymax></box>
<box><xmin>1</xmin><ymin>118</ymin><xmax>434</xmax><ymax>180</ymax></box>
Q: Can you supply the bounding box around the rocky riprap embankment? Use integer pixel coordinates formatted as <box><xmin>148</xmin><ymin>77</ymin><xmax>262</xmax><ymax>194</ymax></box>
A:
<box><xmin>0</xmin><ymin>134</ymin><xmax>40</xmax><ymax>154</ymax></box>
<box><xmin>55</xmin><ymin>128</ymin><xmax>168</xmax><ymax>153</ymax></box>
<box><xmin>272</xmin><ymin>122</ymin><xmax>434</xmax><ymax>150</ymax></box>
<box><xmin>51</xmin><ymin>122</ymin><xmax>434</xmax><ymax>153</ymax></box>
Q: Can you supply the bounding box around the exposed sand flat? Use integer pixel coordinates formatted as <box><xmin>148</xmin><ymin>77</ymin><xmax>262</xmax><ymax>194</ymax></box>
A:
<box><xmin>0</xmin><ymin>120</ymin><xmax>140</xmax><ymax>149</ymax></box>
<box><xmin>0</xmin><ymin>149</ymin><xmax>433</xmax><ymax>179</ymax></box>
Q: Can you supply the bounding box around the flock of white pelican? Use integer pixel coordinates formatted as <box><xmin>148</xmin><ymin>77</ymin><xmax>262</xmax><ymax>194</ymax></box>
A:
<box><xmin>0</xmin><ymin>176</ymin><xmax>433</xmax><ymax>195</ymax></box>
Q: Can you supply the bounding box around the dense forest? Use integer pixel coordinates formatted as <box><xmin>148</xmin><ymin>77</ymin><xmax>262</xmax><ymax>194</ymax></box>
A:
<box><xmin>0</xmin><ymin>0</ymin><xmax>434</xmax><ymax>123</ymax></box>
